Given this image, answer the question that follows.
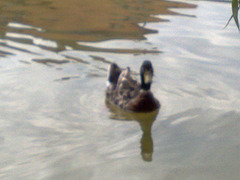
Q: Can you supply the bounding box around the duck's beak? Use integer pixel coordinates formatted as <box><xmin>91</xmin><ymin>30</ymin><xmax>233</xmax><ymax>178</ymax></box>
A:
<box><xmin>144</xmin><ymin>71</ymin><xmax>152</xmax><ymax>84</ymax></box>
<box><xmin>107</xmin><ymin>64</ymin><xmax>111</xmax><ymax>81</ymax></box>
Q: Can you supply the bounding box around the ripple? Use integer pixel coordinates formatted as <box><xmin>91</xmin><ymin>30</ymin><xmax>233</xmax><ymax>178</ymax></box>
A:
<box><xmin>6</xmin><ymin>32</ymin><xmax>58</xmax><ymax>48</ymax></box>
<box><xmin>7</xmin><ymin>22</ymin><xmax>43</xmax><ymax>32</ymax></box>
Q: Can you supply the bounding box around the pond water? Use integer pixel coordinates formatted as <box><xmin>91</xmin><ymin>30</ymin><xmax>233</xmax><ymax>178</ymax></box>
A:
<box><xmin>0</xmin><ymin>0</ymin><xmax>240</xmax><ymax>179</ymax></box>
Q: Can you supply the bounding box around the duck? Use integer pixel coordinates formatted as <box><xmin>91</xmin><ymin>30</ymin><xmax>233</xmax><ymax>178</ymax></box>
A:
<box><xmin>106</xmin><ymin>60</ymin><xmax>160</xmax><ymax>112</ymax></box>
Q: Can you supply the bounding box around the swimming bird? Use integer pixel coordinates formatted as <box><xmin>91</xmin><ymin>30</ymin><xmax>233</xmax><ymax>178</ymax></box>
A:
<box><xmin>106</xmin><ymin>60</ymin><xmax>160</xmax><ymax>112</ymax></box>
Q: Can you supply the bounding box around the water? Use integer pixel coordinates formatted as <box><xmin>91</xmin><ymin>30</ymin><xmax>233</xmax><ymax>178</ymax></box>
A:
<box><xmin>0</xmin><ymin>0</ymin><xmax>240</xmax><ymax>179</ymax></box>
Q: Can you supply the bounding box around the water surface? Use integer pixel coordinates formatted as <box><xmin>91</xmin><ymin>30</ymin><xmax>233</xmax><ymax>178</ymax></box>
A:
<box><xmin>0</xmin><ymin>0</ymin><xmax>240</xmax><ymax>179</ymax></box>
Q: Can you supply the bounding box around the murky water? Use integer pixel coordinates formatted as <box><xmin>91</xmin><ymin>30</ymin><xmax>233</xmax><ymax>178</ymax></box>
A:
<box><xmin>0</xmin><ymin>0</ymin><xmax>240</xmax><ymax>179</ymax></box>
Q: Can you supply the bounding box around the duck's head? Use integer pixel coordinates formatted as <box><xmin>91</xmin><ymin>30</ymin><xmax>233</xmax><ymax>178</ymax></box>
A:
<box><xmin>140</xmin><ymin>60</ymin><xmax>154</xmax><ymax>91</ymax></box>
<box><xmin>107</xmin><ymin>63</ymin><xmax>121</xmax><ymax>84</ymax></box>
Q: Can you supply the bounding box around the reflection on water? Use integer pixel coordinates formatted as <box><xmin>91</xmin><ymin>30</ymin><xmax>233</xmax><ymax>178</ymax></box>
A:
<box><xmin>107</xmin><ymin>103</ymin><xmax>159</xmax><ymax>162</ymax></box>
<box><xmin>0</xmin><ymin>0</ymin><xmax>195</xmax><ymax>50</ymax></box>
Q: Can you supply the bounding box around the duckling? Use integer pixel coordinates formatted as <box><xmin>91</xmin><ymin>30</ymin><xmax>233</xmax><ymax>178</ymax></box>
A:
<box><xmin>106</xmin><ymin>60</ymin><xmax>160</xmax><ymax>112</ymax></box>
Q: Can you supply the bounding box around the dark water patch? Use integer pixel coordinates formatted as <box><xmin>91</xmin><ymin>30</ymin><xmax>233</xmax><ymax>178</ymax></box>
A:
<box><xmin>90</xmin><ymin>55</ymin><xmax>113</xmax><ymax>64</ymax></box>
<box><xmin>62</xmin><ymin>55</ymin><xmax>90</xmax><ymax>64</ymax></box>
<box><xmin>76</xmin><ymin>44</ymin><xmax>161</xmax><ymax>54</ymax></box>
<box><xmin>0</xmin><ymin>43</ymin><xmax>41</xmax><ymax>55</ymax></box>
<box><xmin>87</xmin><ymin>72</ymin><xmax>105</xmax><ymax>78</ymax></box>
<box><xmin>19</xmin><ymin>60</ymin><xmax>31</xmax><ymax>65</ymax></box>
<box><xmin>32</xmin><ymin>59</ymin><xmax>69</xmax><ymax>65</ymax></box>
<box><xmin>92</xmin><ymin>65</ymin><xmax>108</xmax><ymax>72</ymax></box>
<box><xmin>178</xmin><ymin>88</ymin><xmax>203</xmax><ymax>98</ymax></box>
<box><xmin>0</xmin><ymin>49</ymin><xmax>15</xmax><ymax>56</ymax></box>
<box><xmin>54</xmin><ymin>76</ymin><xmax>80</xmax><ymax>82</ymax></box>
<box><xmin>200</xmin><ymin>87</ymin><xmax>229</xmax><ymax>100</ymax></box>
<box><xmin>5</xmin><ymin>33</ymin><xmax>35</xmax><ymax>45</ymax></box>
<box><xmin>5</xmin><ymin>31</ymin><xmax>58</xmax><ymax>50</ymax></box>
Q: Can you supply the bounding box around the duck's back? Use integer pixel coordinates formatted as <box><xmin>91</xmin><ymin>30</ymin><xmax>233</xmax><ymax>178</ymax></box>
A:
<box><xmin>110</xmin><ymin>69</ymin><xmax>136</xmax><ymax>106</ymax></box>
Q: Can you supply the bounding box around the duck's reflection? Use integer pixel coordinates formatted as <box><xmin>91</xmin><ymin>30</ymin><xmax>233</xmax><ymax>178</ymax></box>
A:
<box><xmin>106</xmin><ymin>103</ymin><xmax>159</xmax><ymax>162</ymax></box>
